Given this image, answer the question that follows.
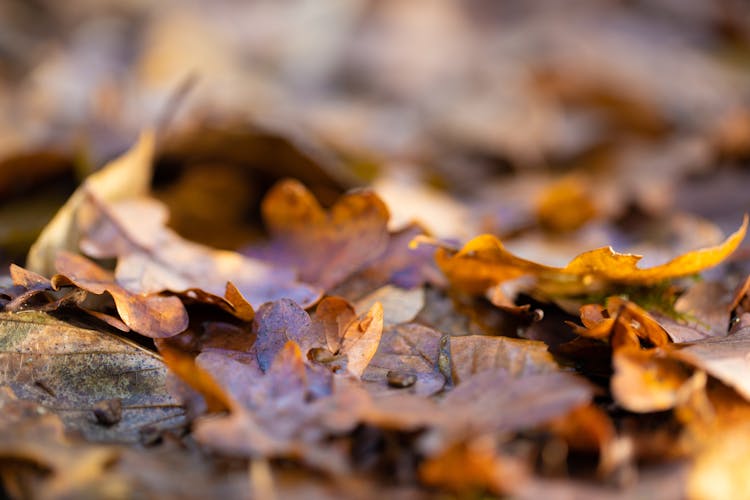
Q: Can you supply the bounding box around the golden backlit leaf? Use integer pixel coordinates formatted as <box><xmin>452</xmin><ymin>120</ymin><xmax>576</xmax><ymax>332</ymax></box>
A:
<box><xmin>339</xmin><ymin>302</ymin><xmax>384</xmax><ymax>377</ymax></box>
<box><xmin>430</xmin><ymin>215</ymin><xmax>748</xmax><ymax>297</ymax></box>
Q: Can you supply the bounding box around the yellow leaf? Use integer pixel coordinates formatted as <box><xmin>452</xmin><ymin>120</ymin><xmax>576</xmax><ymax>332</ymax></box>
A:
<box><xmin>432</xmin><ymin>215</ymin><xmax>747</xmax><ymax>297</ymax></box>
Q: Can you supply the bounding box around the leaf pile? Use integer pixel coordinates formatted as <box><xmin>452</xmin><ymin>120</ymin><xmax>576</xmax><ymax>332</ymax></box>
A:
<box><xmin>2</xmin><ymin>2</ymin><xmax>750</xmax><ymax>498</ymax></box>
<box><xmin>1</xmin><ymin>135</ymin><xmax>749</xmax><ymax>499</ymax></box>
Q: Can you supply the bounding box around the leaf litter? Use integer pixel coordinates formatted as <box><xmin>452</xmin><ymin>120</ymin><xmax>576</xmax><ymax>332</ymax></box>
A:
<box><xmin>2</xmin><ymin>2</ymin><xmax>750</xmax><ymax>498</ymax></box>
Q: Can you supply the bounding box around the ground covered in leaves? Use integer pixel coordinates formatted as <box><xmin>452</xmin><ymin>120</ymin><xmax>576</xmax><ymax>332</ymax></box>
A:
<box><xmin>2</xmin><ymin>1</ymin><xmax>750</xmax><ymax>499</ymax></box>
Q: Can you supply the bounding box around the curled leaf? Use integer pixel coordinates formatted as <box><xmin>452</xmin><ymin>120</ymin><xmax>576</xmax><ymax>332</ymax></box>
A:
<box><xmin>429</xmin><ymin>215</ymin><xmax>748</xmax><ymax>298</ymax></box>
<box><xmin>52</xmin><ymin>252</ymin><xmax>188</xmax><ymax>339</ymax></box>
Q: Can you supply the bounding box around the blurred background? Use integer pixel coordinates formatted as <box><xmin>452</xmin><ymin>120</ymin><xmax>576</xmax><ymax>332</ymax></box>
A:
<box><xmin>1</xmin><ymin>0</ymin><xmax>750</xmax><ymax>269</ymax></box>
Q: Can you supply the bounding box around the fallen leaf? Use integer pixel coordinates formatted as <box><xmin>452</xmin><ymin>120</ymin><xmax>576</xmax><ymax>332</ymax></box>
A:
<box><xmin>253</xmin><ymin>178</ymin><xmax>390</xmax><ymax>289</ymax></box>
<box><xmin>331</xmin><ymin>223</ymin><xmax>445</xmax><ymax>300</ymax></box>
<box><xmin>439</xmin><ymin>370</ymin><xmax>595</xmax><ymax>437</ymax></box>
<box><xmin>611</xmin><ymin>347</ymin><xmax>705</xmax><ymax>413</ymax></box>
<box><xmin>428</xmin><ymin>215</ymin><xmax>747</xmax><ymax>297</ymax></box>
<box><xmin>362</xmin><ymin>323</ymin><xmax>446</xmax><ymax>396</ymax></box>
<box><xmin>449</xmin><ymin>334</ymin><xmax>561</xmax><ymax>384</ymax></box>
<box><xmin>339</xmin><ymin>302</ymin><xmax>384</xmax><ymax>377</ymax></box>
<box><xmin>311</xmin><ymin>296</ymin><xmax>356</xmax><ymax>354</ymax></box>
<box><xmin>253</xmin><ymin>299</ymin><xmax>314</xmax><ymax>372</ymax></box>
<box><xmin>354</xmin><ymin>284</ymin><xmax>424</xmax><ymax>327</ymax></box>
<box><xmin>79</xmin><ymin>195</ymin><xmax>322</xmax><ymax>309</ymax></box>
<box><xmin>569</xmin><ymin>297</ymin><xmax>671</xmax><ymax>349</ymax></box>
<box><xmin>27</xmin><ymin>132</ymin><xmax>154</xmax><ymax>277</ymax></box>
<box><xmin>0</xmin><ymin>311</ymin><xmax>185</xmax><ymax>442</ymax></box>
<box><xmin>51</xmin><ymin>251</ymin><xmax>188</xmax><ymax>338</ymax></box>
<box><xmin>669</xmin><ymin>327</ymin><xmax>750</xmax><ymax>401</ymax></box>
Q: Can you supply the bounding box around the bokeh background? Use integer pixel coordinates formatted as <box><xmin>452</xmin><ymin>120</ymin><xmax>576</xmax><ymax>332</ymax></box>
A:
<box><xmin>1</xmin><ymin>0</ymin><xmax>750</xmax><ymax>268</ymax></box>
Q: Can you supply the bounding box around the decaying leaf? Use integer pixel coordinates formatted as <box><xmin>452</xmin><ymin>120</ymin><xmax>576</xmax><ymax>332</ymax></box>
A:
<box><xmin>427</xmin><ymin>215</ymin><xmax>747</xmax><ymax>298</ymax></box>
<box><xmin>438</xmin><ymin>370</ymin><xmax>595</xmax><ymax>438</ymax></box>
<box><xmin>669</xmin><ymin>327</ymin><xmax>750</xmax><ymax>401</ymax></box>
<box><xmin>253</xmin><ymin>299</ymin><xmax>315</xmax><ymax>372</ymax></box>
<box><xmin>0</xmin><ymin>311</ymin><xmax>185</xmax><ymax>442</ymax></box>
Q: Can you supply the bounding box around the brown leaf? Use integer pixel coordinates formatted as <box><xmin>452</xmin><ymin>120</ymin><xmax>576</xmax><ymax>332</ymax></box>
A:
<box><xmin>27</xmin><ymin>132</ymin><xmax>155</xmax><ymax>277</ymax></box>
<box><xmin>253</xmin><ymin>298</ymin><xmax>314</xmax><ymax>372</ymax></box>
<box><xmin>311</xmin><ymin>296</ymin><xmax>356</xmax><ymax>354</ymax></box>
<box><xmin>79</xmin><ymin>195</ymin><xmax>322</xmax><ymax>309</ymax></box>
<box><xmin>440</xmin><ymin>370</ymin><xmax>595</xmax><ymax>437</ymax></box>
<box><xmin>569</xmin><ymin>297</ymin><xmax>671</xmax><ymax>349</ymax></box>
<box><xmin>255</xmin><ymin>178</ymin><xmax>390</xmax><ymax>289</ymax></box>
<box><xmin>51</xmin><ymin>252</ymin><xmax>188</xmax><ymax>339</ymax></box>
<box><xmin>362</xmin><ymin>323</ymin><xmax>446</xmax><ymax>396</ymax></box>
<box><xmin>669</xmin><ymin>327</ymin><xmax>750</xmax><ymax>401</ymax></box>
<box><xmin>419</xmin><ymin>436</ymin><xmax>528</xmax><ymax>495</ymax></box>
<box><xmin>0</xmin><ymin>311</ymin><xmax>185</xmax><ymax>442</ymax></box>
<box><xmin>331</xmin><ymin>223</ymin><xmax>445</xmax><ymax>300</ymax></box>
<box><xmin>449</xmin><ymin>335</ymin><xmax>561</xmax><ymax>384</ymax></box>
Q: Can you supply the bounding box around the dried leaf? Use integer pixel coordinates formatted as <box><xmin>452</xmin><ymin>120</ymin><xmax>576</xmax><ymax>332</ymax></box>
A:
<box><xmin>0</xmin><ymin>311</ymin><xmax>185</xmax><ymax>442</ymax></box>
<box><xmin>354</xmin><ymin>285</ymin><xmax>424</xmax><ymax>327</ymax></box>
<box><xmin>570</xmin><ymin>297</ymin><xmax>671</xmax><ymax>349</ymax></box>
<box><xmin>253</xmin><ymin>299</ymin><xmax>314</xmax><ymax>372</ymax></box>
<box><xmin>27</xmin><ymin>132</ymin><xmax>154</xmax><ymax>277</ymax></box>
<box><xmin>337</xmin><ymin>302</ymin><xmax>384</xmax><ymax>377</ymax></box>
<box><xmin>611</xmin><ymin>347</ymin><xmax>705</xmax><ymax>413</ymax></box>
<box><xmin>429</xmin><ymin>215</ymin><xmax>748</xmax><ymax>297</ymax></box>
<box><xmin>79</xmin><ymin>196</ymin><xmax>322</xmax><ymax>309</ymax></box>
<box><xmin>449</xmin><ymin>335</ymin><xmax>561</xmax><ymax>384</ymax></box>
<box><xmin>52</xmin><ymin>252</ymin><xmax>189</xmax><ymax>338</ymax></box>
<box><xmin>669</xmin><ymin>327</ymin><xmax>750</xmax><ymax>401</ymax></box>
<box><xmin>311</xmin><ymin>296</ymin><xmax>356</xmax><ymax>354</ymax></box>
<box><xmin>362</xmin><ymin>323</ymin><xmax>445</xmax><ymax>396</ymax></box>
<box><xmin>255</xmin><ymin>179</ymin><xmax>390</xmax><ymax>289</ymax></box>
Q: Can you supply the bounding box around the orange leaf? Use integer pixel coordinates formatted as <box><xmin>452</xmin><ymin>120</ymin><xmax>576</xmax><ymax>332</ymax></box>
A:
<box><xmin>430</xmin><ymin>215</ymin><xmax>748</xmax><ymax>297</ymax></box>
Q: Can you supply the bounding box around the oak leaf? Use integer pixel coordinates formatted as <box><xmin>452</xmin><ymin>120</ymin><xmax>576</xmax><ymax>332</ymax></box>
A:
<box><xmin>251</xmin><ymin>178</ymin><xmax>390</xmax><ymax>289</ymax></box>
<box><xmin>428</xmin><ymin>215</ymin><xmax>747</xmax><ymax>298</ymax></box>
<box><xmin>51</xmin><ymin>252</ymin><xmax>189</xmax><ymax>339</ymax></box>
